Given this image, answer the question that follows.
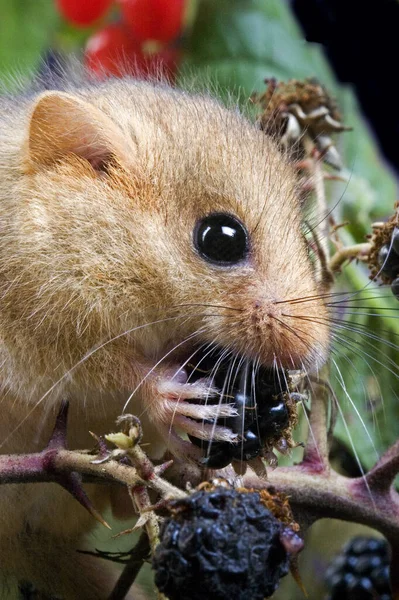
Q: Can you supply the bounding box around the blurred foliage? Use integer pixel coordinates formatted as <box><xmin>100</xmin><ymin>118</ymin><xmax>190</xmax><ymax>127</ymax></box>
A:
<box><xmin>0</xmin><ymin>0</ymin><xmax>58</xmax><ymax>85</ymax></box>
<box><xmin>0</xmin><ymin>0</ymin><xmax>397</xmax><ymax>475</ymax></box>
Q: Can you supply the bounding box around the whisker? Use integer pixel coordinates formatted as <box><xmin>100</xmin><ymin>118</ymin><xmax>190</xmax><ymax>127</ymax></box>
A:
<box><xmin>326</xmin><ymin>294</ymin><xmax>398</xmax><ymax>305</ymax></box>
<box><xmin>331</xmin><ymin>358</ymin><xmax>378</xmax><ymax>510</ymax></box>
<box><xmin>273</xmin><ymin>290</ymin><xmax>356</xmax><ymax>306</ymax></box>
<box><xmin>172</xmin><ymin>302</ymin><xmax>244</xmax><ymax>312</ymax></box>
<box><xmin>286</xmin><ymin>312</ymin><xmax>399</xmax><ymax>355</ymax></box>
<box><xmin>329</xmin><ymin>342</ymin><xmax>382</xmax><ymax>435</ymax></box>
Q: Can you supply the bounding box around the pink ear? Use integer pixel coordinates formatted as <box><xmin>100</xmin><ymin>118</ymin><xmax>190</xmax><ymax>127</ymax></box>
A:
<box><xmin>27</xmin><ymin>91</ymin><xmax>132</xmax><ymax>170</ymax></box>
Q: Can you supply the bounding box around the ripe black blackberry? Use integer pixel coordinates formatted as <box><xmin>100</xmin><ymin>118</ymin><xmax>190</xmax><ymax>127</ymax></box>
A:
<box><xmin>325</xmin><ymin>536</ymin><xmax>391</xmax><ymax>600</ymax></box>
<box><xmin>186</xmin><ymin>347</ymin><xmax>293</xmax><ymax>468</ymax></box>
<box><xmin>152</xmin><ymin>487</ymin><xmax>297</xmax><ymax>600</ymax></box>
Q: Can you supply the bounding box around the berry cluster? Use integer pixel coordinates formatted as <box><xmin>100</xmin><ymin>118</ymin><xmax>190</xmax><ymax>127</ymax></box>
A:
<box><xmin>325</xmin><ymin>536</ymin><xmax>391</xmax><ymax>600</ymax></box>
<box><xmin>152</xmin><ymin>487</ymin><xmax>292</xmax><ymax>600</ymax></box>
<box><xmin>186</xmin><ymin>348</ymin><xmax>292</xmax><ymax>469</ymax></box>
<box><xmin>56</xmin><ymin>0</ymin><xmax>185</xmax><ymax>80</ymax></box>
<box><xmin>377</xmin><ymin>228</ymin><xmax>399</xmax><ymax>299</ymax></box>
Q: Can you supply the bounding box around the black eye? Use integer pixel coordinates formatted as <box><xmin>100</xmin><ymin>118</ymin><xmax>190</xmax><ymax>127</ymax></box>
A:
<box><xmin>194</xmin><ymin>213</ymin><xmax>250</xmax><ymax>265</ymax></box>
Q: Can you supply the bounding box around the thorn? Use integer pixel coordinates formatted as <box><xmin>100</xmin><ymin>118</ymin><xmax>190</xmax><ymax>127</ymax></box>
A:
<box><xmin>280</xmin><ymin>528</ymin><xmax>306</xmax><ymax>596</ymax></box>
<box><xmin>112</xmin><ymin>527</ymin><xmax>136</xmax><ymax>540</ymax></box>
<box><xmin>154</xmin><ymin>460</ymin><xmax>173</xmax><ymax>476</ymax></box>
<box><xmin>41</xmin><ymin>400</ymin><xmax>110</xmax><ymax>528</ymax></box>
<box><xmin>46</xmin><ymin>399</ymin><xmax>70</xmax><ymax>450</ymax></box>
<box><xmin>89</xmin><ymin>431</ymin><xmax>109</xmax><ymax>455</ymax></box>
<box><xmin>364</xmin><ymin>439</ymin><xmax>399</xmax><ymax>493</ymax></box>
<box><xmin>57</xmin><ymin>471</ymin><xmax>111</xmax><ymax>529</ymax></box>
<box><xmin>289</xmin><ymin>555</ymin><xmax>308</xmax><ymax>598</ymax></box>
<box><xmin>89</xmin><ymin>431</ymin><xmax>112</xmax><ymax>463</ymax></box>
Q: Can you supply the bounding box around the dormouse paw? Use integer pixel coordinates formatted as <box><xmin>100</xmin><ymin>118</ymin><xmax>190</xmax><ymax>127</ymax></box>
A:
<box><xmin>154</xmin><ymin>377</ymin><xmax>238</xmax><ymax>444</ymax></box>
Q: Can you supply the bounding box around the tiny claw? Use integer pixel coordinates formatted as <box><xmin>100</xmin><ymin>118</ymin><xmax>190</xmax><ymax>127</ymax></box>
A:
<box><xmin>290</xmin><ymin>392</ymin><xmax>308</xmax><ymax>404</ymax></box>
<box><xmin>173</xmin><ymin>414</ymin><xmax>238</xmax><ymax>443</ymax></box>
<box><xmin>280</xmin><ymin>528</ymin><xmax>306</xmax><ymax>596</ymax></box>
<box><xmin>90</xmin><ymin>447</ymin><xmax>126</xmax><ymax>465</ymax></box>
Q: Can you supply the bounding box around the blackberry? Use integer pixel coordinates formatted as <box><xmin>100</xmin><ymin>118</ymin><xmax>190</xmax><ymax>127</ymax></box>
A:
<box><xmin>153</xmin><ymin>487</ymin><xmax>296</xmax><ymax>600</ymax></box>
<box><xmin>186</xmin><ymin>348</ymin><xmax>292</xmax><ymax>468</ymax></box>
<box><xmin>392</xmin><ymin>228</ymin><xmax>399</xmax><ymax>256</ymax></box>
<box><xmin>325</xmin><ymin>536</ymin><xmax>391</xmax><ymax>600</ymax></box>
<box><xmin>377</xmin><ymin>244</ymin><xmax>399</xmax><ymax>280</ymax></box>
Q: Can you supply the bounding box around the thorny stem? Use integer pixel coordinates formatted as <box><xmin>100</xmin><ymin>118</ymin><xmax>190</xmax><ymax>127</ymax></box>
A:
<box><xmin>129</xmin><ymin>485</ymin><xmax>160</xmax><ymax>554</ymax></box>
<box><xmin>243</xmin><ymin>462</ymin><xmax>399</xmax><ymax>541</ymax></box>
<box><xmin>128</xmin><ymin>485</ymin><xmax>167</xmax><ymax>600</ymax></box>
<box><xmin>0</xmin><ymin>447</ymin><xmax>184</xmax><ymax>498</ymax></box>
<box><xmin>0</xmin><ymin>400</ymin><xmax>399</xmax><ymax>595</ymax></box>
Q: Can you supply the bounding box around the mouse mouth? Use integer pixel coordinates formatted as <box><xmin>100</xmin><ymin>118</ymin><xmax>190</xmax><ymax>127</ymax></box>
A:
<box><xmin>179</xmin><ymin>345</ymin><xmax>298</xmax><ymax>469</ymax></box>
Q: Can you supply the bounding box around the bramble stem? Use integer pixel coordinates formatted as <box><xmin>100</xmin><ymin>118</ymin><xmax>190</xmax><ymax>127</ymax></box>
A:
<box><xmin>329</xmin><ymin>242</ymin><xmax>371</xmax><ymax>272</ymax></box>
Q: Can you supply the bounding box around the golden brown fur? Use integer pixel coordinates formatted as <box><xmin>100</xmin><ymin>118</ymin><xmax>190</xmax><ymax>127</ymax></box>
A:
<box><xmin>0</xmin><ymin>77</ymin><xmax>330</xmax><ymax>598</ymax></box>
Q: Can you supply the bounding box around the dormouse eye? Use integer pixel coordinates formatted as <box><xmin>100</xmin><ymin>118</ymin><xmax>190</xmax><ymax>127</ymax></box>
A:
<box><xmin>194</xmin><ymin>213</ymin><xmax>250</xmax><ymax>266</ymax></box>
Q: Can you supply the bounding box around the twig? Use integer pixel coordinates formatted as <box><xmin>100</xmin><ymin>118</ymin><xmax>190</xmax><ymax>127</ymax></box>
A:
<box><xmin>329</xmin><ymin>242</ymin><xmax>371</xmax><ymax>272</ymax></box>
<box><xmin>108</xmin><ymin>532</ymin><xmax>150</xmax><ymax>600</ymax></box>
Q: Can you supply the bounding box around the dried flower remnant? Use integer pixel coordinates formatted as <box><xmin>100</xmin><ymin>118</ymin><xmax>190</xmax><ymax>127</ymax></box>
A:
<box><xmin>252</xmin><ymin>77</ymin><xmax>351</xmax><ymax>170</ymax></box>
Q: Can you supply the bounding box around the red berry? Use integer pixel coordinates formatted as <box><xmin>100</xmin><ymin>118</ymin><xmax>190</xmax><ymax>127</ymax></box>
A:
<box><xmin>85</xmin><ymin>24</ymin><xmax>146</xmax><ymax>79</ymax></box>
<box><xmin>57</xmin><ymin>0</ymin><xmax>113</xmax><ymax>27</ymax></box>
<box><xmin>142</xmin><ymin>47</ymin><xmax>181</xmax><ymax>82</ymax></box>
<box><xmin>118</xmin><ymin>0</ymin><xmax>185</xmax><ymax>43</ymax></box>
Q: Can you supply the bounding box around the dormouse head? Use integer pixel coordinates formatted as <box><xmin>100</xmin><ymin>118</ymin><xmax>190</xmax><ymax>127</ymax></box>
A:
<box><xmin>2</xmin><ymin>80</ymin><xmax>330</xmax><ymax>396</ymax></box>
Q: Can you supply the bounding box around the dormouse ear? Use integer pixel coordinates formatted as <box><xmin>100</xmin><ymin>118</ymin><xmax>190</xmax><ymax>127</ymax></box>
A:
<box><xmin>26</xmin><ymin>91</ymin><xmax>133</xmax><ymax>171</ymax></box>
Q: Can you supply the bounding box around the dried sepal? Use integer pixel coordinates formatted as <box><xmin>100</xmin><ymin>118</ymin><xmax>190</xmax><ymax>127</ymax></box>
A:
<box><xmin>251</xmin><ymin>77</ymin><xmax>351</xmax><ymax>169</ymax></box>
